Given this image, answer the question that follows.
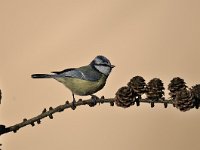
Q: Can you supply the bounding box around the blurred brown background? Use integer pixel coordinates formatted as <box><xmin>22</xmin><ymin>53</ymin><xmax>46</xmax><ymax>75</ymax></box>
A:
<box><xmin>0</xmin><ymin>0</ymin><xmax>200</xmax><ymax>149</ymax></box>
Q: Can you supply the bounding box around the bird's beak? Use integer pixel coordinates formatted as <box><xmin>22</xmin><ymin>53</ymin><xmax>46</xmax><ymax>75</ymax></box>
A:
<box><xmin>111</xmin><ymin>65</ymin><xmax>115</xmax><ymax>68</ymax></box>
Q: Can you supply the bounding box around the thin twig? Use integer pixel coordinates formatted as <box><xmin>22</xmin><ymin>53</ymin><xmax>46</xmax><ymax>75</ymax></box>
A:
<box><xmin>0</xmin><ymin>97</ymin><xmax>172</xmax><ymax>136</ymax></box>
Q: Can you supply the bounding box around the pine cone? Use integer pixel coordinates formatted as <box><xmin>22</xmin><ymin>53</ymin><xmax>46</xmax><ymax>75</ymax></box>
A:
<box><xmin>146</xmin><ymin>78</ymin><xmax>165</xmax><ymax>101</ymax></box>
<box><xmin>127</xmin><ymin>76</ymin><xmax>146</xmax><ymax>95</ymax></box>
<box><xmin>191</xmin><ymin>84</ymin><xmax>200</xmax><ymax>109</ymax></box>
<box><xmin>168</xmin><ymin>77</ymin><xmax>187</xmax><ymax>99</ymax></box>
<box><xmin>174</xmin><ymin>89</ymin><xmax>194</xmax><ymax>112</ymax></box>
<box><xmin>115</xmin><ymin>86</ymin><xmax>136</xmax><ymax>108</ymax></box>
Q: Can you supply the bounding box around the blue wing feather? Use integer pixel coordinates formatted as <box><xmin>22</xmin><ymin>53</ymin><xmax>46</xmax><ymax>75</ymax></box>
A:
<box><xmin>52</xmin><ymin>66</ymin><xmax>101</xmax><ymax>81</ymax></box>
<box><xmin>51</xmin><ymin>68</ymin><xmax>75</xmax><ymax>74</ymax></box>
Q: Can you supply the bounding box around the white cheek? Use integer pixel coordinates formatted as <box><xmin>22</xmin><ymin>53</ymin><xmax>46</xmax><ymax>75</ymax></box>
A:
<box><xmin>95</xmin><ymin>66</ymin><xmax>111</xmax><ymax>76</ymax></box>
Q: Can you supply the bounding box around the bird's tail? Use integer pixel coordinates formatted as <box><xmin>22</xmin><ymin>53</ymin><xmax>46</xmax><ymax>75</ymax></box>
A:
<box><xmin>31</xmin><ymin>74</ymin><xmax>54</xmax><ymax>78</ymax></box>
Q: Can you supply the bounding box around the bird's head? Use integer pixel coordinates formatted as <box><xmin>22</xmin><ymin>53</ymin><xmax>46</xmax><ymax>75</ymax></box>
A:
<box><xmin>90</xmin><ymin>55</ymin><xmax>115</xmax><ymax>76</ymax></box>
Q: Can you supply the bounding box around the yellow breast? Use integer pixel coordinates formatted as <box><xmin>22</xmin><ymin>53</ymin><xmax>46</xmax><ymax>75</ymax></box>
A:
<box><xmin>55</xmin><ymin>75</ymin><xmax>107</xmax><ymax>96</ymax></box>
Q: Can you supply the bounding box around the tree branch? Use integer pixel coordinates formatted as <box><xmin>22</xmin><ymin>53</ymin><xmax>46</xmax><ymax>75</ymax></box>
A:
<box><xmin>0</xmin><ymin>97</ymin><xmax>173</xmax><ymax>136</ymax></box>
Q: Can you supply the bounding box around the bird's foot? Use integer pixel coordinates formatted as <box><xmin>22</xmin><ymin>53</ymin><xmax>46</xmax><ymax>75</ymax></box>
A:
<box><xmin>70</xmin><ymin>93</ymin><xmax>76</xmax><ymax>110</ymax></box>
<box><xmin>71</xmin><ymin>99</ymin><xmax>76</xmax><ymax>110</ymax></box>
<box><xmin>89</xmin><ymin>95</ymin><xmax>99</xmax><ymax>107</ymax></box>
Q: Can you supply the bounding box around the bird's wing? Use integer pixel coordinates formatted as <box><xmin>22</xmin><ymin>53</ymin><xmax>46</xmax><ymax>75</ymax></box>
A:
<box><xmin>51</xmin><ymin>68</ymin><xmax>75</xmax><ymax>74</ymax></box>
<box><xmin>52</xmin><ymin>66</ymin><xmax>101</xmax><ymax>81</ymax></box>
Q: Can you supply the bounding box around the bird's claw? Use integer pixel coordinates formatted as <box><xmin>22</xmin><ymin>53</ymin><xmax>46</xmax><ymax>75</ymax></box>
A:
<box><xmin>71</xmin><ymin>99</ymin><xmax>76</xmax><ymax>110</ymax></box>
<box><xmin>90</xmin><ymin>95</ymin><xmax>99</xmax><ymax>107</ymax></box>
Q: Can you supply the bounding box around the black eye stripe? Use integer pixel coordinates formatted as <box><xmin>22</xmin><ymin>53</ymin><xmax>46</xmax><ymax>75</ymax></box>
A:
<box><xmin>95</xmin><ymin>64</ymin><xmax>110</xmax><ymax>67</ymax></box>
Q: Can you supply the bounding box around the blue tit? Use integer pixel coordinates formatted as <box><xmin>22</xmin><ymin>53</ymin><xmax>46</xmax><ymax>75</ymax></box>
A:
<box><xmin>31</xmin><ymin>55</ymin><xmax>115</xmax><ymax>106</ymax></box>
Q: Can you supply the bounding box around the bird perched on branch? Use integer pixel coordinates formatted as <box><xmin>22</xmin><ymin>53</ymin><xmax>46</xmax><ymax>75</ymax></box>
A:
<box><xmin>31</xmin><ymin>55</ymin><xmax>115</xmax><ymax>108</ymax></box>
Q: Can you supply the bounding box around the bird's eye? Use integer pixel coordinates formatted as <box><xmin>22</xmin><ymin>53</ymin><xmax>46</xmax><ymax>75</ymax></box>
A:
<box><xmin>96</xmin><ymin>63</ymin><xmax>110</xmax><ymax>67</ymax></box>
